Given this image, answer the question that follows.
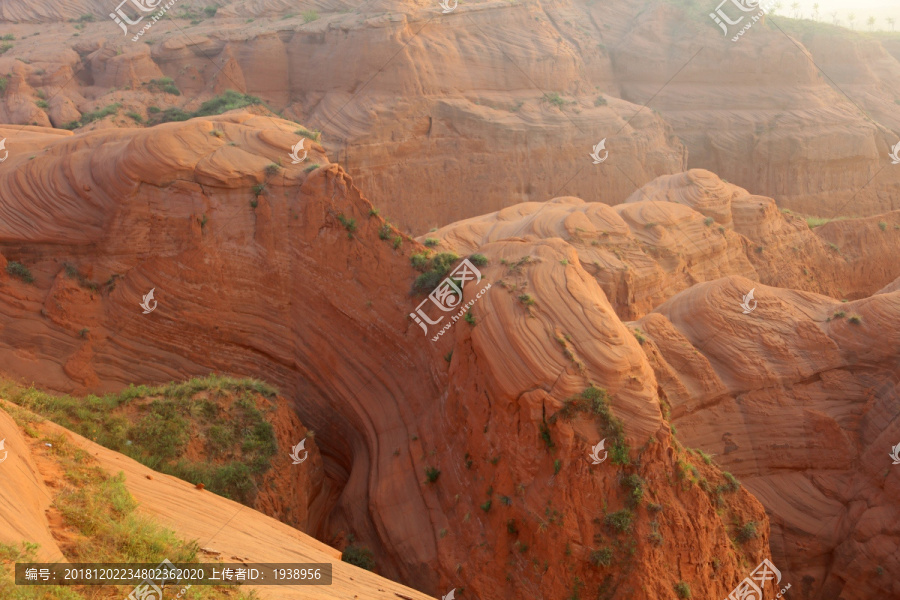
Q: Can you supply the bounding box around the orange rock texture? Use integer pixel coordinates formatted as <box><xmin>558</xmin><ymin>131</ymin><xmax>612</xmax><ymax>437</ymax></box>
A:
<box><xmin>2</xmin><ymin>0</ymin><xmax>900</xmax><ymax>232</ymax></box>
<box><xmin>1</xmin><ymin>115</ymin><xmax>898</xmax><ymax>599</ymax></box>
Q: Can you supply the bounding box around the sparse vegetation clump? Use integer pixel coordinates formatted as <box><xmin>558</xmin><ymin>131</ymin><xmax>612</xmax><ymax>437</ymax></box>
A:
<box><xmin>145</xmin><ymin>77</ymin><xmax>181</xmax><ymax>95</ymax></box>
<box><xmin>342</xmin><ymin>544</ymin><xmax>376</xmax><ymax>570</ymax></box>
<box><xmin>149</xmin><ymin>90</ymin><xmax>264</xmax><ymax>125</ymax></box>
<box><xmin>589</xmin><ymin>547</ymin><xmax>613</xmax><ymax>567</ymax></box>
<box><xmin>0</xmin><ymin>423</ymin><xmax>254</xmax><ymax>599</ymax></box>
<box><xmin>337</xmin><ymin>214</ymin><xmax>357</xmax><ymax>238</ymax></box>
<box><xmin>2</xmin><ymin>374</ymin><xmax>280</xmax><ymax>504</ymax></box>
<box><xmin>544</xmin><ymin>92</ymin><xmax>566</xmax><ymax>107</ymax></box>
<box><xmin>294</xmin><ymin>126</ymin><xmax>321</xmax><ymax>142</ymax></box>
<box><xmin>735</xmin><ymin>521</ymin><xmax>758</xmax><ymax>544</ymax></box>
<box><xmin>6</xmin><ymin>261</ymin><xmax>34</xmax><ymax>283</ymax></box>
<box><xmin>469</xmin><ymin>253</ymin><xmax>488</xmax><ymax>267</ymax></box>
<box><xmin>552</xmin><ymin>386</ymin><xmax>629</xmax><ymax>464</ymax></box>
<box><xmin>63</xmin><ymin>103</ymin><xmax>122</xmax><ymax>129</ymax></box>
<box><xmin>605</xmin><ymin>509</ymin><xmax>633</xmax><ymax>533</ymax></box>
<box><xmin>411</xmin><ymin>251</ymin><xmax>461</xmax><ymax>293</ymax></box>
<box><xmin>425</xmin><ymin>467</ymin><xmax>441</xmax><ymax>483</ymax></box>
<box><xmin>674</xmin><ymin>581</ymin><xmax>692</xmax><ymax>599</ymax></box>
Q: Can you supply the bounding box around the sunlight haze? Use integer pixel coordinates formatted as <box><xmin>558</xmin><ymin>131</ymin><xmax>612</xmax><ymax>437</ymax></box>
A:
<box><xmin>781</xmin><ymin>0</ymin><xmax>900</xmax><ymax>28</ymax></box>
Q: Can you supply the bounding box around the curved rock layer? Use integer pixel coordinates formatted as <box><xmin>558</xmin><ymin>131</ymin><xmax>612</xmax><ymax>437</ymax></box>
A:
<box><xmin>3</xmin><ymin>0</ymin><xmax>900</xmax><ymax>231</ymax></box>
<box><xmin>637</xmin><ymin>277</ymin><xmax>900</xmax><ymax>600</ymax></box>
<box><xmin>0</xmin><ymin>116</ymin><xmax>782</xmax><ymax>600</ymax></box>
<box><xmin>425</xmin><ymin>168</ymin><xmax>900</xmax><ymax>319</ymax></box>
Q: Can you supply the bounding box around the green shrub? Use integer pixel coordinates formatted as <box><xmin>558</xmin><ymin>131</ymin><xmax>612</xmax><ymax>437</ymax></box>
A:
<box><xmin>150</xmin><ymin>90</ymin><xmax>263</xmax><ymax>124</ymax></box>
<box><xmin>0</xmin><ymin>76</ymin><xmax>8</xmax><ymax>94</ymax></box>
<box><xmin>303</xmin><ymin>10</ymin><xmax>319</xmax><ymax>22</ymax></box>
<box><xmin>425</xmin><ymin>467</ymin><xmax>441</xmax><ymax>483</ymax></box>
<box><xmin>304</xmin><ymin>163</ymin><xmax>320</xmax><ymax>173</ymax></box>
<box><xmin>252</xmin><ymin>183</ymin><xmax>266</xmax><ymax>197</ymax></box>
<box><xmin>125</xmin><ymin>111</ymin><xmax>143</xmax><ymax>123</ymax></box>
<box><xmin>553</xmin><ymin>459</ymin><xmax>561</xmax><ymax>474</ymax></box>
<box><xmin>553</xmin><ymin>386</ymin><xmax>628</xmax><ymax>464</ymax></box>
<box><xmin>594</xmin><ymin>95</ymin><xmax>607</xmax><ymax>106</ymax></box>
<box><xmin>879</xmin><ymin>221</ymin><xmax>887</xmax><ymax>231</ymax></box>
<box><xmin>203</xmin><ymin>5</ymin><xmax>218</xmax><ymax>17</ymax></box>
<box><xmin>480</xmin><ymin>499</ymin><xmax>492</xmax><ymax>512</ymax></box>
<box><xmin>424</xmin><ymin>238</ymin><xmax>439</xmax><ymax>247</ymax></box>
<box><xmin>337</xmin><ymin>214</ymin><xmax>357</xmax><ymax>236</ymax></box>
<box><xmin>704</xmin><ymin>217</ymin><xmax>714</xmax><ymax>226</ymax></box>
<box><xmin>518</xmin><ymin>293</ymin><xmax>535</xmax><ymax>306</ymax></box>
<box><xmin>294</xmin><ymin>127</ymin><xmax>321</xmax><ymax>142</ymax></box>
<box><xmin>605</xmin><ymin>509</ymin><xmax>633</xmax><ymax>533</ymax></box>
<box><xmin>544</xmin><ymin>92</ymin><xmax>565</xmax><ymax>107</ymax></box>
<box><xmin>674</xmin><ymin>581</ymin><xmax>691</xmax><ymax>599</ymax></box>
<box><xmin>145</xmin><ymin>78</ymin><xmax>180</xmax><ymax>95</ymax></box>
<box><xmin>412</xmin><ymin>252</ymin><xmax>461</xmax><ymax>293</ymax></box>
<box><xmin>342</xmin><ymin>544</ymin><xmax>375</xmax><ymax>570</ymax></box>
<box><xmin>848</xmin><ymin>315</ymin><xmax>862</xmax><ymax>325</ymax></box>
<box><xmin>589</xmin><ymin>547</ymin><xmax>613</xmax><ymax>567</ymax></box>
<box><xmin>539</xmin><ymin>421</ymin><xmax>553</xmax><ymax>450</ymax></box>
<box><xmin>632</xmin><ymin>329</ymin><xmax>646</xmax><ymax>345</ymax></box>
<box><xmin>264</xmin><ymin>162</ymin><xmax>281</xmax><ymax>176</ymax></box>
<box><xmin>735</xmin><ymin>521</ymin><xmax>757</xmax><ymax>544</ymax></box>
<box><xmin>379</xmin><ymin>224</ymin><xmax>392</xmax><ymax>240</ymax></box>
<box><xmin>464</xmin><ymin>311</ymin><xmax>476</xmax><ymax>325</ymax></box>
<box><xmin>621</xmin><ymin>473</ymin><xmax>645</xmax><ymax>506</ymax></box>
<box><xmin>723</xmin><ymin>472</ymin><xmax>740</xmax><ymax>491</ymax></box>
<box><xmin>35</xmin><ymin>99</ymin><xmax>48</xmax><ymax>109</ymax></box>
<box><xmin>147</xmin><ymin>106</ymin><xmax>161</xmax><ymax>114</ymax></box>
<box><xmin>0</xmin><ymin>43</ymin><xmax>12</xmax><ymax>55</ymax></box>
<box><xmin>469</xmin><ymin>253</ymin><xmax>488</xmax><ymax>267</ymax></box>
<box><xmin>6</xmin><ymin>261</ymin><xmax>34</xmax><ymax>283</ymax></box>
<box><xmin>392</xmin><ymin>236</ymin><xmax>402</xmax><ymax>249</ymax></box>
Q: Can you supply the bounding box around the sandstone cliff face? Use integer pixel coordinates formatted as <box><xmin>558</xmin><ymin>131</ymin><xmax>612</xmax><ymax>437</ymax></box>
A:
<box><xmin>0</xmin><ymin>115</ymin><xmax>782</xmax><ymax>599</ymax></box>
<box><xmin>425</xmin><ymin>169</ymin><xmax>900</xmax><ymax>320</ymax></box>
<box><xmin>637</xmin><ymin>277</ymin><xmax>900</xmax><ymax>600</ymax></box>
<box><xmin>5</xmin><ymin>0</ymin><xmax>899</xmax><ymax>233</ymax></box>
